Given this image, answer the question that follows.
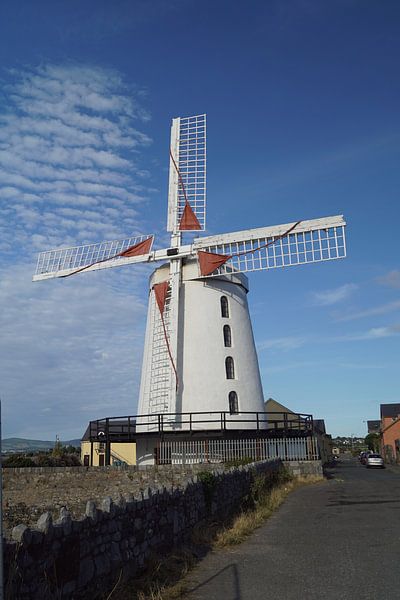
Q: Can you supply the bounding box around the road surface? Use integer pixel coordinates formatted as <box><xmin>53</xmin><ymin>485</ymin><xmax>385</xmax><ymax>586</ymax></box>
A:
<box><xmin>182</xmin><ymin>457</ymin><xmax>400</xmax><ymax>599</ymax></box>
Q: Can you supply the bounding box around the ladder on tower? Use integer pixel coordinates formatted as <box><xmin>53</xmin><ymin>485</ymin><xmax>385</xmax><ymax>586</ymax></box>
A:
<box><xmin>144</xmin><ymin>287</ymin><xmax>173</xmax><ymax>429</ymax></box>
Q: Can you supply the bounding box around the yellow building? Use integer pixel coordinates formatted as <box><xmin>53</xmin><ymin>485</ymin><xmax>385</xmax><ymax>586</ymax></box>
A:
<box><xmin>81</xmin><ymin>420</ymin><xmax>136</xmax><ymax>466</ymax></box>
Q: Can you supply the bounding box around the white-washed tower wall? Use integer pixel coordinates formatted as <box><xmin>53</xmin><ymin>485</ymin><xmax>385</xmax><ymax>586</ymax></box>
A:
<box><xmin>137</xmin><ymin>260</ymin><xmax>265</xmax><ymax>429</ymax></box>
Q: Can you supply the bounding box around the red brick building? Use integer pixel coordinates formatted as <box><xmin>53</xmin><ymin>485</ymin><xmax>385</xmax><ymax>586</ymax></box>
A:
<box><xmin>380</xmin><ymin>403</ymin><xmax>400</xmax><ymax>463</ymax></box>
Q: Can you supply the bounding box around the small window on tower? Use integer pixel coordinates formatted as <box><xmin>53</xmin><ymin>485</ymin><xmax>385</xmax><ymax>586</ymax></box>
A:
<box><xmin>229</xmin><ymin>391</ymin><xmax>239</xmax><ymax>415</ymax></box>
<box><xmin>223</xmin><ymin>325</ymin><xmax>232</xmax><ymax>347</ymax></box>
<box><xmin>225</xmin><ymin>356</ymin><xmax>235</xmax><ymax>379</ymax></box>
<box><xmin>221</xmin><ymin>296</ymin><xmax>229</xmax><ymax>318</ymax></box>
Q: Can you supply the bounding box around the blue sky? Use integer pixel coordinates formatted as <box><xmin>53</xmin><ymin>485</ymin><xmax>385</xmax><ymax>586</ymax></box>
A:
<box><xmin>0</xmin><ymin>0</ymin><xmax>399</xmax><ymax>439</ymax></box>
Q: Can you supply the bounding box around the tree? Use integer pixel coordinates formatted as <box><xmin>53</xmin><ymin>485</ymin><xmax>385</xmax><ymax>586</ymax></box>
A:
<box><xmin>52</xmin><ymin>435</ymin><xmax>63</xmax><ymax>458</ymax></box>
<box><xmin>365</xmin><ymin>433</ymin><xmax>380</xmax><ymax>452</ymax></box>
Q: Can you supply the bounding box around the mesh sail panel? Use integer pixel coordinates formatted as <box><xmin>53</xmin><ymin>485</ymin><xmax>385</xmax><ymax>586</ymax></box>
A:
<box><xmin>194</xmin><ymin>217</ymin><xmax>346</xmax><ymax>277</ymax></box>
<box><xmin>34</xmin><ymin>234</ymin><xmax>153</xmax><ymax>280</ymax></box>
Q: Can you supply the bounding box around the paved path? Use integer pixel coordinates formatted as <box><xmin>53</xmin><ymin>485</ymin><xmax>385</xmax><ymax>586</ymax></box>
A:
<box><xmin>181</xmin><ymin>458</ymin><xmax>400</xmax><ymax>599</ymax></box>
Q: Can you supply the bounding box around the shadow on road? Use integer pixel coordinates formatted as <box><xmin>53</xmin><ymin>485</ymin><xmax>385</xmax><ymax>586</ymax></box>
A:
<box><xmin>329</xmin><ymin>498</ymin><xmax>400</xmax><ymax>506</ymax></box>
<box><xmin>185</xmin><ymin>563</ymin><xmax>242</xmax><ymax>599</ymax></box>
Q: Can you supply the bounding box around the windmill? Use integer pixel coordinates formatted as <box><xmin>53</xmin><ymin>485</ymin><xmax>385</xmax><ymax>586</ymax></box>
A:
<box><xmin>33</xmin><ymin>113</ymin><xmax>347</xmax><ymax>442</ymax></box>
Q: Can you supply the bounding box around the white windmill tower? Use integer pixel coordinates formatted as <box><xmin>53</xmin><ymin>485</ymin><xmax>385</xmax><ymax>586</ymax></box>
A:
<box><xmin>33</xmin><ymin>113</ymin><xmax>347</xmax><ymax>460</ymax></box>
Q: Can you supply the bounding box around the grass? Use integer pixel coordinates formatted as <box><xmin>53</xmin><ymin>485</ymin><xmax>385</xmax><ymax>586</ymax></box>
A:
<box><xmin>108</xmin><ymin>473</ymin><xmax>323</xmax><ymax>600</ymax></box>
<box><xmin>214</xmin><ymin>474</ymin><xmax>323</xmax><ymax>548</ymax></box>
<box><xmin>115</xmin><ymin>551</ymin><xmax>195</xmax><ymax>600</ymax></box>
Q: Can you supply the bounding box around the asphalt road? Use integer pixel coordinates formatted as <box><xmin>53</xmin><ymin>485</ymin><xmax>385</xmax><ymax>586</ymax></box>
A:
<box><xmin>182</xmin><ymin>457</ymin><xmax>400</xmax><ymax>600</ymax></box>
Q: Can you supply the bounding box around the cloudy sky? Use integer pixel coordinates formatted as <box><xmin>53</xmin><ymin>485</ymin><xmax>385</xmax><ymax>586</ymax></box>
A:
<box><xmin>0</xmin><ymin>0</ymin><xmax>399</xmax><ymax>439</ymax></box>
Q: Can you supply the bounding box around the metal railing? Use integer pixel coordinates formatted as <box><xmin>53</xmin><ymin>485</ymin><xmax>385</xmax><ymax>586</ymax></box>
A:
<box><xmin>88</xmin><ymin>410</ymin><xmax>314</xmax><ymax>441</ymax></box>
<box><xmin>157</xmin><ymin>436</ymin><xmax>320</xmax><ymax>465</ymax></box>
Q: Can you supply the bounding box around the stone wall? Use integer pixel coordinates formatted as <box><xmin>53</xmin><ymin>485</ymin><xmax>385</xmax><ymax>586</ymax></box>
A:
<box><xmin>3</xmin><ymin>464</ymin><xmax>220</xmax><ymax>534</ymax></box>
<box><xmin>283</xmin><ymin>460</ymin><xmax>323</xmax><ymax>477</ymax></box>
<box><xmin>4</xmin><ymin>459</ymin><xmax>284</xmax><ymax>599</ymax></box>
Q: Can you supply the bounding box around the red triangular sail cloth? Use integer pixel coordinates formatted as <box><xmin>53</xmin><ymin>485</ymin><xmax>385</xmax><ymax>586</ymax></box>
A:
<box><xmin>198</xmin><ymin>250</ymin><xmax>232</xmax><ymax>276</ymax></box>
<box><xmin>153</xmin><ymin>281</ymin><xmax>169</xmax><ymax>314</ymax></box>
<box><xmin>119</xmin><ymin>237</ymin><xmax>153</xmax><ymax>257</ymax></box>
<box><xmin>179</xmin><ymin>202</ymin><xmax>201</xmax><ymax>230</ymax></box>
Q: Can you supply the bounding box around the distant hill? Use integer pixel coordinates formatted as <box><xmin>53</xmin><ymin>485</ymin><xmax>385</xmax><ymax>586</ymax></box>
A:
<box><xmin>2</xmin><ymin>438</ymin><xmax>81</xmax><ymax>453</ymax></box>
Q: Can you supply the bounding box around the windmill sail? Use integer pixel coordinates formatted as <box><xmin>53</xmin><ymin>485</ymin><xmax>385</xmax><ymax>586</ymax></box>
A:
<box><xmin>167</xmin><ymin>114</ymin><xmax>206</xmax><ymax>233</ymax></box>
<box><xmin>33</xmin><ymin>234</ymin><xmax>154</xmax><ymax>281</ymax></box>
<box><xmin>194</xmin><ymin>215</ymin><xmax>346</xmax><ymax>277</ymax></box>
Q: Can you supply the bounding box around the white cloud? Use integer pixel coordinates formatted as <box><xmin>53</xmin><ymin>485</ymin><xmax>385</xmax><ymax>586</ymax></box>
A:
<box><xmin>258</xmin><ymin>336</ymin><xmax>307</xmax><ymax>351</ymax></box>
<box><xmin>377</xmin><ymin>270</ymin><xmax>400</xmax><ymax>290</ymax></box>
<box><xmin>311</xmin><ymin>283</ymin><xmax>358</xmax><ymax>306</ymax></box>
<box><xmin>0</xmin><ymin>64</ymin><xmax>157</xmax><ymax>439</ymax></box>
<box><xmin>334</xmin><ymin>300</ymin><xmax>400</xmax><ymax>322</ymax></box>
<box><xmin>335</xmin><ymin>325</ymin><xmax>400</xmax><ymax>342</ymax></box>
<box><xmin>263</xmin><ymin>360</ymin><xmax>321</xmax><ymax>373</ymax></box>
<box><xmin>0</xmin><ymin>262</ymin><xmax>151</xmax><ymax>439</ymax></box>
<box><xmin>0</xmin><ymin>63</ymin><xmax>153</xmax><ymax>256</ymax></box>
<box><xmin>258</xmin><ymin>322</ymin><xmax>400</xmax><ymax>354</ymax></box>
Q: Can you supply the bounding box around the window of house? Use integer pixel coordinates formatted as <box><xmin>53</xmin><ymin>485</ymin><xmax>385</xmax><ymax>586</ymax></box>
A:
<box><xmin>229</xmin><ymin>391</ymin><xmax>239</xmax><ymax>415</ymax></box>
<box><xmin>225</xmin><ymin>356</ymin><xmax>235</xmax><ymax>379</ymax></box>
<box><xmin>223</xmin><ymin>324</ymin><xmax>232</xmax><ymax>347</ymax></box>
<box><xmin>220</xmin><ymin>296</ymin><xmax>229</xmax><ymax>318</ymax></box>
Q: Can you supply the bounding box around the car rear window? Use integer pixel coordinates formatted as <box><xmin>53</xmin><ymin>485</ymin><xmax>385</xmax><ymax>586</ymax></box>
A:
<box><xmin>369</xmin><ymin>454</ymin><xmax>381</xmax><ymax>458</ymax></box>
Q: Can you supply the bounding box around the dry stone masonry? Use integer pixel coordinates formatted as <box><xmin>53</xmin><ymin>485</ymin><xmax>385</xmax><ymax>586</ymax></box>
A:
<box><xmin>4</xmin><ymin>459</ymin><xmax>322</xmax><ymax>599</ymax></box>
<box><xmin>3</xmin><ymin>463</ymin><xmax>219</xmax><ymax>533</ymax></box>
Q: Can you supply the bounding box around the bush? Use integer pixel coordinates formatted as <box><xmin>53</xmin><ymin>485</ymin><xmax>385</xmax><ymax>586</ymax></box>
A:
<box><xmin>3</xmin><ymin>455</ymin><xmax>35</xmax><ymax>468</ymax></box>
<box><xmin>37</xmin><ymin>453</ymin><xmax>81</xmax><ymax>467</ymax></box>
<box><xmin>3</xmin><ymin>451</ymin><xmax>81</xmax><ymax>468</ymax></box>
<box><xmin>198</xmin><ymin>471</ymin><xmax>216</xmax><ymax>511</ymax></box>
<box><xmin>36</xmin><ymin>454</ymin><xmax>55</xmax><ymax>467</ymax></box>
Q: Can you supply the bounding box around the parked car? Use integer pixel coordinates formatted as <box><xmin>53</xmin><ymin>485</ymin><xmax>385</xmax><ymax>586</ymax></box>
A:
<box><xmin>359</xmin><ymin>451</ymin><xmax>371</xmax><ymax>465</ymax></box>
<box><xmin>365</xmin><ymin>453</ymin><xmax>385</xmax><ymax>469</ymax></box>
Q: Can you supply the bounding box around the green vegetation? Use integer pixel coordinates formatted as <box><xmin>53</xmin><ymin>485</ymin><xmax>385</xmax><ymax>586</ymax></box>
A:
<box><xmin>2</xmin><ymin>455</ymin><xmax>35</xmax><ymax>468</ymax></box>
<box><xmin>197</xmin><ymin>470</ymin><xmax>216</xmax><ymax>510</ymax></box>
<box><xmin>3</xmin><ymin>445</ymin><xmax>81</xmax><ymax>468</ymax></box>
<box><xmin>365</xmin><ymin>433</ymin><xmax>380</xmax><ymax>452</ymax></box>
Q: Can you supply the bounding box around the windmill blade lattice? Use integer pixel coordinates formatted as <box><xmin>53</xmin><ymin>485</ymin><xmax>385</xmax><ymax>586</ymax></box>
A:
<box><xmin>194</xmin><ymin>215</ymin><xmax>346</xmax><ymax>277</ymax></box>
<box><xmin>167</xmin><ymin>114</ymin><xmax>206</xmax><ymax>232</ymax></box>
<box><xmin>33</xmin><ymin>234</ymin><xmax>154</xmax><ymax>281</ymax></box>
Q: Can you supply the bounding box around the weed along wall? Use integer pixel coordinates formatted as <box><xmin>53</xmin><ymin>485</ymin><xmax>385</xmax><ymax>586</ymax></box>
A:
<box><xmin>4</xmin><ymin>459</ymin><xmax>290</xmax><ymax>599</ymax></box>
